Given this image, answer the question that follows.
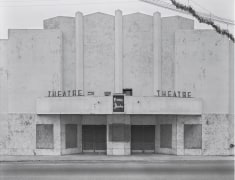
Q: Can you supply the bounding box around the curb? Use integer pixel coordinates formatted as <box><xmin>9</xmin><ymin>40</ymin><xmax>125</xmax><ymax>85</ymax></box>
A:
<box><xmin>0</xmin><ymin>156</ymin><xmax>234</xmax><ymax>163</ymax></box>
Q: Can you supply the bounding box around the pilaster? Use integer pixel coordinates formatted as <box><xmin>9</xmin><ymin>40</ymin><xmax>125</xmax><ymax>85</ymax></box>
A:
<box><xmin>75</xmin><ymin>12</ymin><xmax>84</xmax><ymax>92</ymax></box>
<box><xmin>114</xmin><ymin>10</ymin><xmax>123</xmax><ymax>93</ymax></box>
<box><xmin>153</xmin><ymin>12</ymin><xmax>162</xmax><ymax>95</ymax></box>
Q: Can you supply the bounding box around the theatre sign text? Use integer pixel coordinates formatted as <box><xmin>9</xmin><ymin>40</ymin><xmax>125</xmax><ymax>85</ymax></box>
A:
<box><xmin>47</xmin><ymin>89</ymin><xmax>192</xmax><ymax>98</ymax></box>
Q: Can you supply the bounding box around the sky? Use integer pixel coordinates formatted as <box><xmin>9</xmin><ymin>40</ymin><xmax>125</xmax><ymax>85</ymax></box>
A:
<box><xmin>0</xmin><ymin>0</ymin><xmax>234</xmax><ymax>39</ymax></box>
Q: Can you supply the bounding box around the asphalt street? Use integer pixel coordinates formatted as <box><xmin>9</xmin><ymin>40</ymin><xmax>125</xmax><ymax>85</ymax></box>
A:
<box><xmin>0</xmin><ymin>160</ymin><xmax>234</xmax><ymax>180</ymax></box>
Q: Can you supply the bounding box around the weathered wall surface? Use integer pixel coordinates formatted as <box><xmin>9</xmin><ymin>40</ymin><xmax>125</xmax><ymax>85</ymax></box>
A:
<box><xmin>161</xmin><ymin>16</ymin><xmax>194</xmax><ymax>89</ymax></box>
<box><xmin>0</xmin><ymin>30</ymin><xmax>63</xmax><ymax>155</ymax></box>
<box><xmin>0</xmin><ymin>114</ymin><xmax>8</xmax><ymax>154</ymax></box>
<box><xmin>0</xmin><ymin>40</ymin><xmax>8</xmax><ymax>114</ymax></box>
<box><xmin>0</xmin><ymin>114</ymin><xmax>36</xmax><ymax>155</ymax></box>
<box><xmin>123</xmin><ymin>13</ymin><xmax>153</xmax><ymax>96</ymax></box>
<box><xmin>84</xmin><ymin>13</ymin><xmax>115</xmax><ymax>96</ymax></box>
<box><xmin>44</xmin><ymin>17</ymin><xmax>75</xmax><ymax>90</ymax></box>
<box><xmin>7</xmin><ymin>30</ymin><xmax>62</xmax><ymax>113</ymax></box>
<box><xmin>175</xmin><ymin>30</ymin><xmax>231</xmax><ymax>114</ymax></box>
<box><xmin>177</xmin><ymin>114</ymin><xmax>234</xmax><ymax>155</ymax></box>
<box><xmin>0</xmin><ymin>12</ymin><xmax>233</xmax><ymax>156</ymax></box>
<box><xmin>202</xmin><ymin>114</ymin><xmax>234</xmax><ymax>155</ymax></box>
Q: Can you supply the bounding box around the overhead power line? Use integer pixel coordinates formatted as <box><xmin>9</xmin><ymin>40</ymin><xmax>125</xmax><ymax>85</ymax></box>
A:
<box><xmin>140</xmin><ymin>0</ymin><xmax>234</xmax><ymax>42</ymax></box>
<box><xmin>140</xmin><ymin>0</ymin><xmax>234</xmax><ymax>25</ymax></box>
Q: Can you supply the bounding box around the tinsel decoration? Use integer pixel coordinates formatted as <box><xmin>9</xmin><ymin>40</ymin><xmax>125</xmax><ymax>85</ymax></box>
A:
<box><xmin>170</xmin><ymin>0</ymin><xmax>234</xmax><ymax>42</ymax></box>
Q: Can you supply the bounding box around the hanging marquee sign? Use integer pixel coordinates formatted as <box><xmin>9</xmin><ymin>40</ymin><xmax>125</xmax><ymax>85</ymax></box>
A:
<box><xmin>156</xmin><ymin>90</ymin><xmax>192</xmax><ymax>98</ymax></box>
<box><xmin>113</xmin><ymin>95</ymin><xmax>124</xmax><ymax>112</ymax></box>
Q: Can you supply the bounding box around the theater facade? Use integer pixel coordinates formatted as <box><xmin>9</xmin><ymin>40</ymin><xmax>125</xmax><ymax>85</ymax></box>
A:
<box><xmin>0</xmin><ymin>10</ymin><xmax>234</xmax><ymax>156</ymax></box>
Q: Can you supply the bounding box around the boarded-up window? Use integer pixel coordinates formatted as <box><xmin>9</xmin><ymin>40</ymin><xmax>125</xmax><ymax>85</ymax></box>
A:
<box><xmin>160</xmin><ymin>124</ymin><xmax>172</xmax><ymax>148</ymax></box>
<box><xmin>36</xmin><ymin>124</ymin><xmax>54</xmax><ymax>149</ymax></box>
<box><xmin>66</xmin><ymin>124</ymin><xmax>77</xmax><ymax>149</ymax></box>
<box><xmin>184</xmin><ymin>124</ymin><xmax>202</xmax><ymax>149</ymax></box>
<box><xmin>109</xmin><ymin>124</ymin><xmax>130</xmax><ymax>142</ymax></box>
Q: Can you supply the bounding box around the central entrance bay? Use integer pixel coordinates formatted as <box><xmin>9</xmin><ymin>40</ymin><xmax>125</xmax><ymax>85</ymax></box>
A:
<box><xmin>82</xmin><ymin>125</ymin><xmax>106</xmax><ymax>153</ymax></box>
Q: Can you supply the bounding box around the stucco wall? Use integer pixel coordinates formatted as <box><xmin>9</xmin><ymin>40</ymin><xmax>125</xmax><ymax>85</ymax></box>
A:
<box><xmin>0</xmin><ymin>40</ymin><xmax>8</xmax><ymax>114</ymax></box>
<box><xmin>202</xmin><ymin>114</ymin><xmax>234</xmax><ymax>155</ymax></box>
<box><xmin>177</xmin><ymin>114</ymin><xmax>234</xmax><ymax>155</ymax></box>
<box><xmin>161</xmin><ymin>16</ymin><xmax>194</xmax><ymax>89</ymax></box>
<box><xmin>0</xmin><ymin>12</ymin><xmax>233</xmax><ymax>156</ymax></box>
<box><xmin>123</xmin><ymin>13</ymin><xmax>153</xmax><ymax>96</ymax></box>
<box><xmin>175</xmin><ymin>30</ymin><xmax>231</xmax><ymax>114</ymax></box>
<box><xmin>7</xmin><ymin>30</ymin><xmax>62</xmax><ymax>113</ymax></box>
<box><xmin>83</xmin><ymin>13</ymin><xmax>115</xmax><ymax>96</ymax></box>
<box><xmin>0</xmin><ymin>114</ymin><xmax>36</xmax><ymax>155</ymax></box>
<box><xmin>44</xmin><ymin>17</ymin><xmax>75</xmax><ymax>90</ymax></box>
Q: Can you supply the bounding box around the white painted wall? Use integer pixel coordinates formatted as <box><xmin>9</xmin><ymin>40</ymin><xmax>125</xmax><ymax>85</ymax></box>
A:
<box><xmin>84</xmin><ymin>13</ymin><xmax>115</xmax><ymax>96</ymax></box>
<box><xmin>44</xmin><ymin>17</ymin><xmax>75</xmax><ymax>91</ymax></box>
<box><xmin>123</xmin><ymin>13</ymin><xmax>153</xmax><ymax>96</ymax></box>
<box><xmin>161</xmin><ymin>16</ymin><xmax>194</xmax><ymax>90</ymax></box>
<box><xmin>0</xmin><ymin>11</ymin><xmax>233</xmax><ymax>156</ymax></box>
<box><xmin>175</xmin><ymin>30</ymin><xmax>231</xmax><ymax>114</ymax></box>
<box><xmin>0</xmin><ymin>40</ymin><xmax>8</xmax><ymax>114</ymax></box>
<box><xmin>7</xmin><ymin>30</ymin><xmax>62</xmax><ymax>113</ymax></box>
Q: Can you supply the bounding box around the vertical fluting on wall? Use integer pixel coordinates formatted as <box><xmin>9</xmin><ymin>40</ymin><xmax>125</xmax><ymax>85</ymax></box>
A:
<box><xmin>75</xmin><ymin>12</ymin><xmax>84</xmax><ymax>92</ymax></box>
<box><xmin>115</xmin><ymin>10</ymin><xmax>123</xmax><ymax>94</ymax></box>
<box><xmin>153</xmin><ymin>12</ymin><xmax>162</xmax><ymax>95</ymax></box>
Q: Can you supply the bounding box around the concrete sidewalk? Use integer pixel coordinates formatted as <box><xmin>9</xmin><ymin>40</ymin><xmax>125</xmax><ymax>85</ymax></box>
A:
<box><xmin>0</xmin><ymin>154</ymin><xmax>234</xmax><ymax>162</ymax></box>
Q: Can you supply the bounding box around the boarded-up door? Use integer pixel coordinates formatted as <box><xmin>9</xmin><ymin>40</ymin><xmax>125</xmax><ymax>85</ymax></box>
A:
<box><xmin>82</xmin><ymin>125</ymin><xmax>106</xmax><ymax>153</ymax></box>
<box><xmin>131</xmin><ymin>125</ymin><xmax>155</xmax><ymax>153</ymax></box>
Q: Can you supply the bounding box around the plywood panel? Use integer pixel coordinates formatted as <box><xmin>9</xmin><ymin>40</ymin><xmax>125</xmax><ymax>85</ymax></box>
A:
<box><xmin>36</xmin><ymin>124</ymin><xmax>53</xmax><ymax>149</ymax></box>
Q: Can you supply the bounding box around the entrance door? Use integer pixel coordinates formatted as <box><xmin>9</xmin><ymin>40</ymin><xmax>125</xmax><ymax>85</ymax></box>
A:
<box><xmin>82</xmin><ymin>125</ymin><xmax>106</xmax><ymax>153</ymax></box>
<box><xmin>131</xmin><ymin>125</ymin><xmax>155</xmax><ymax>153</ymax></box>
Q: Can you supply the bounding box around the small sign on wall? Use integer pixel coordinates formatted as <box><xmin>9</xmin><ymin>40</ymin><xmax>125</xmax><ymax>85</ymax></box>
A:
<box><xmin>113</xmin><ymin>95</ymin><xmax>124</xmax><ymax>112</ymax></box>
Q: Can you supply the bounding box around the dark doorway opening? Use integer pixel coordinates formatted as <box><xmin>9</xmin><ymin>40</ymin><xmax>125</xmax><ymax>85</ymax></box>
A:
<box><xmin>82</xmin><ymin>125</ymin><xmax>106</xmax><ymax>153</ymax></box>
<box><xmin>131</xmin><ymin>125</ymin><xmax>155</xmax><ymax>153</ymax></box>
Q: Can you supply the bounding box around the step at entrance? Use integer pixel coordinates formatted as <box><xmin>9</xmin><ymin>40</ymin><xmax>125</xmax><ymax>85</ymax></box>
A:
<box><xmin>131</xmin><ymin>125</ymin><xmax>155</xmax><ymax>153</ymax></box>
<box><xmin>82</xmin><ymin>125</ymin><xmax>106</xmax><ymax>153</ymax></box>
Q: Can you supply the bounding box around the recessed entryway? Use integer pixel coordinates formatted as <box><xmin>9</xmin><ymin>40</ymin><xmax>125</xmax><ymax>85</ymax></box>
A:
<box><xmin>131</xmin><ymin>125</ymin><xmax>155</xmax><ymax>153</ymax></box>
<box><xmin>82</xmin><ymin>125</ymin><xmax>106</xmax><ymax>153</ymax></box>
